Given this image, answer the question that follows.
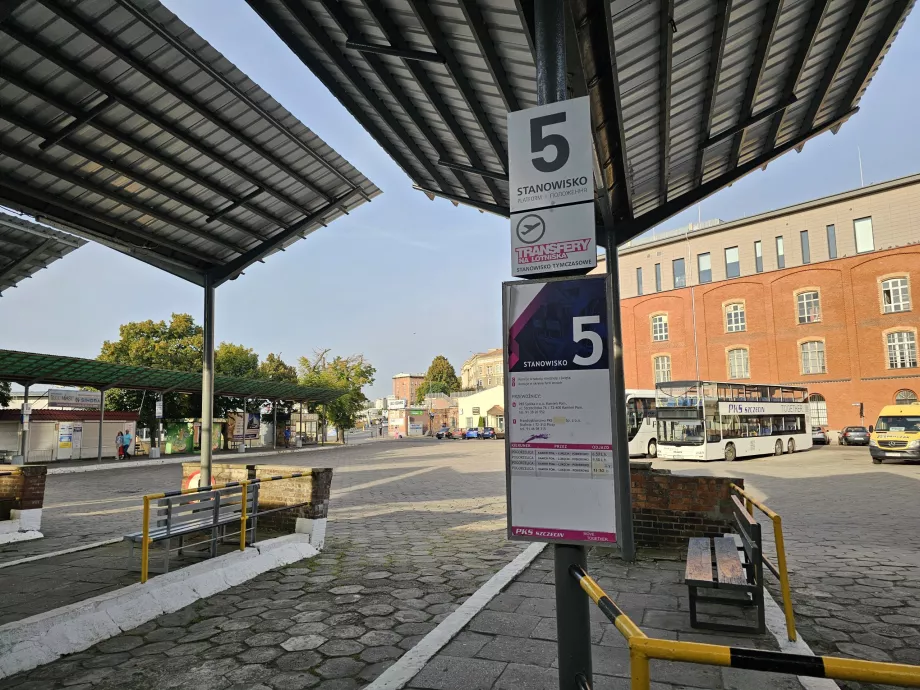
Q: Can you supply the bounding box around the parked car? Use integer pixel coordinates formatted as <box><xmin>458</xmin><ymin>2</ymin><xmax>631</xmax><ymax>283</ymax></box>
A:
<box><xmin>481</xmin><ymin>427</ymin><xmax>496</xmax><ymax>439</ymax></box>
<box><xmin>839</xmin><ymin>426</ymin><xmax>870</xmax><ymax>446</ymax></box>
<box><xmin>811</xmin><ymin>427</ymin><xmax>829</xmax><ymax>445</ymax></box>
<box><xmin>435</xmin><ymin>427</ymin><xmax>452</xmax><ymax>439</ymax></box>
<box><xmin>464</xmin><ymin>428</ymin><xmax>481</xmax><ymax>440</ymax></box>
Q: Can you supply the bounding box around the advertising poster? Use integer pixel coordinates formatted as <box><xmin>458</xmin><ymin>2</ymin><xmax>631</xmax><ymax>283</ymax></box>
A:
<box><xmin>503</xmin><ymin>274</ymin><xmax>617</xmax><ymax>545</ymax></box>
<box><xmin>48</xmin><ymin>389</ymin><xmax>101</xmax><ymax>409</ymax></box>
<box><xmin>164</xmin><ymin>421</ymin><xmax>192</xmax><ymax>454</ymax></box>
<box><xmin>58</xmin><ymin>421</ymin><xmax>74</xmax><ymax>449</ymax></box>
<box><xmin>228</xmin><ymin>412</ymin><xmax>260</xmax><ymax>440</ymax></box>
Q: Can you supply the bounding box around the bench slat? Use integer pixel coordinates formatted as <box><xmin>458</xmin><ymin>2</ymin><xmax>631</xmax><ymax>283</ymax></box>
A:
<box><xmin>685</xmin><ymin>538</ymin><xmax>713</xmax><ymax>584</ymax></box>
<box><xmin>713</xmin><ymin>536</ymin><xmax>747</xmax><ymax>586</ymax></box>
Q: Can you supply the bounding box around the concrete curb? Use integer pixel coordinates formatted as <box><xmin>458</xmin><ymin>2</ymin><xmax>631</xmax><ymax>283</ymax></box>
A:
<box><xmin>0</xmin><ymin>534</ymin><xmax>319</xmax><ymax>679</ymax></box>
<box><xmin>364</xmin><ymin>542</ymin><xmax>547</xmax><ymax>690</ymax></box>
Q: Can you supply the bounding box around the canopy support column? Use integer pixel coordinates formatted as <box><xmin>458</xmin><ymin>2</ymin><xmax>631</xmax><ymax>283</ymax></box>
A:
<box><xmin>201</xmin><ymin>276</ymin><xmax>215</xmax><ymax>483</ymax></box>
<box><xmin>273</xmin><ymin>400</ymin><xmax>278</xmax><ymax>449</ymax></box>
<box><xmin>19</xmin><ymin>384</ymin><xmax>29</xmax><ymax>463</ymax></box>
<box><xmin>96</xmin><ymin>388</ymin><xmax>107</xmax><ymax>463</ymax></box>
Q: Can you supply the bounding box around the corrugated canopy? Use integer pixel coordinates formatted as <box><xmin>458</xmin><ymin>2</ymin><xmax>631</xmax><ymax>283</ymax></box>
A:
<box><xmin>247</xmin><ymin>0</ymin><xmax>912</xmax><ymax>243</ymax></box>
<box><xmin>0</xmin><ymin>349</ymin><xmax>346</xmax><ymax>402</ymax></box>
<box><xmin>0</xmin><ymin>0</ymin><xmax>380</xmax><ymax>286</ymax></box>
<box><xmin>0</xmin><ymin>211</ymin><xmax>85</xmax><ymax>296</ymax></box>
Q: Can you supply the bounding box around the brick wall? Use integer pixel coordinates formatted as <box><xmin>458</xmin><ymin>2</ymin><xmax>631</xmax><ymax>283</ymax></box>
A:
<box><xmin>630</xmin><ymin>464</ymin><xmax>741</xmax><ymax>548</ymax></box>
<box><xmin>0</xmin><ymin>466</ymin><xmax>47</xmax><ymax>514</ymax></box>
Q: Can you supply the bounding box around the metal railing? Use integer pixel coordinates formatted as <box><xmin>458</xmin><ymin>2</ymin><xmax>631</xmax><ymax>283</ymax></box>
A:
<box><xmin>730</xmin><ymin>483</ymin><xmax>796</xmax><ymax>641</ymax></box>
<box><xmin>140</xmin><ymin>471</ymin><xmax>312</xmax><ymax>583</ymax></box>
<box><xmin>570</xmin><ymin>565</ymin><xmax>920</xmax><ymax>689</ymax></box>
<box><xmin>0</xmin><ymin>469</ymin><xmax>21</xmax><ymax>477</ymax></box>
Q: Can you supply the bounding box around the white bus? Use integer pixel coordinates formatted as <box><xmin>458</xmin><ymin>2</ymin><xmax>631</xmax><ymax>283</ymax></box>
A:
<box><xmin>655</xmin><ymin>381</ymin><xmax>811</xmax><ymax>461</ymax></box>
<box><xmin>625</xmin><ymin>389</ymin><xmax>659</xmax><ymax>457</ymax></box>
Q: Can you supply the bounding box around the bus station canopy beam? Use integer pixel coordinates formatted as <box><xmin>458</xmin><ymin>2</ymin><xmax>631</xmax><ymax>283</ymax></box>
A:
<box><xmin>0</xmin><ymin>0</ymin><xmax>380</xmax><ymax>288</ymax></box>
<box><xmin>0</xmin><ymin>212</ymin><xmax>85</xmax><ymax>297</ymax></box>
<box><xmin>247</xmin><ymin>0</ymin><xmax>914</xmax><ymax>244</ymax></box>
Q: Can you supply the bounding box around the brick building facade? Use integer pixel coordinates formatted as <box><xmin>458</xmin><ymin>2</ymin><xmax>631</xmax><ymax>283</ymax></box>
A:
<box><xmin>392</xmin><ymin>373</ymin><xmax>424</xmax><ymax>403</ymax></box>
<box><xmin>596</xmin><ymin>174</ymin><xmax>920</xmax><ymax>431</ymax></box>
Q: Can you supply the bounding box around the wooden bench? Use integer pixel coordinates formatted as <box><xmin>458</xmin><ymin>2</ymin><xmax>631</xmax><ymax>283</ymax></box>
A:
<box><xmin>685</xmin><ymin>495</ymin><xmax>765</xmax><ymax>634</ymax></box>
<box><xmin>124</xmin><ymin>485</ymin><xmax>259</xmax><ymax>574</ymax></box>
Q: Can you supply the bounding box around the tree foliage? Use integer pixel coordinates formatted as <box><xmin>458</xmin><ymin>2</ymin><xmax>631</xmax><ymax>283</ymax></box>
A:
<box><xmin>259</xmin><ymin>353</ymin><xmax>298</xmax><ymax>383</ymax></box>
<box><xmin>299</xmin><ymin>349</ymin><xmax>375</xmax><ymax>442</ymax></box>
<box><xmin>215</xmin><ymin>343</ymin><xmax>259</xmax><ymax>379</ymax></box>
<box><xmin>416</xmin><ymin>355</ymin><xmax>462</xmax><ymax>403</ymax></box>
<box><xmin>0</xmin><ymin>381</ymin><xmax>10</xmax><ymax>408</ymax></box>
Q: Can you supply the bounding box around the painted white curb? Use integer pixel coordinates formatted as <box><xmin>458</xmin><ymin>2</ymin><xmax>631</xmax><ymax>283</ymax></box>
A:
<box><xmin>0</xmin><ymin>538</ymin><xmax>123</xmax><ymax>570</ymax></box>
<box><xmin>365</xmin><ymin>542</ymin><xmax>547</xmax><ymax>690</ymax></box>
<box><xmin>0</xmin><ymin>531</ymin><xmax>43</xmax><ymax>546</ymax></box>
<box><xmin>763</xmin><ymin>587</ymin><xmax>839</xmax><ymax>689</ymax></box>
<box><xmin>0</xmin><ymin>534</ymin><xmax>318</xmax><ymax>679</ymax></box>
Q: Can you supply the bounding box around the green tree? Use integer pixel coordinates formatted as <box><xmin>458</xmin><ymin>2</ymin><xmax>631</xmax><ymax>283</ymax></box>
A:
<box><xmin>299</xmin><ymin>349</ymin><xmax>375</xmax><ymax>443</ymax></box>
<box><xmin>0</xmin><ymin>381</ymin><xmax>10</xmax><ymax>407</ymax></box>
<box><xmin>416</xmin><ymin>355</ymin><xmax>462</xmax><ymax>403</ymax></box>
<box><xmin>215</xmin><ymin>342</ymin><xmax>259</xmax><ymax>379</ymax></box>
<box><xmin>478</xmin><ymin>415</ymin><xmax>486</xmax><ymax>429</ymax></box>
<box><xmin>259</xmin><ymin>353</ymin><xmax>298</xmax><ymax>383</ymax></box>
<box><xmin>98</xmin><ymin>314</ymin><xmax>203</xmax><ymax>429</ymax></box>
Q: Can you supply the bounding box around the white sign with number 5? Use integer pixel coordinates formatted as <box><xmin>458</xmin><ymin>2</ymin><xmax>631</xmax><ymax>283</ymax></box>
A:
<box><xmin>508</xmin><ymin>96</ymin><xmax>593</xmax><ymax>213</ymax></box>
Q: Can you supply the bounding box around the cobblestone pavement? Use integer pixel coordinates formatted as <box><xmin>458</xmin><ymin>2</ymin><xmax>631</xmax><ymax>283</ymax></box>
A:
<box><xmin>658</xmin><ymin>447</ymin><xmax>920</xmax><ymax>690</ymax></box>
<box><xmin>0</xmin><ymin>438</ymin><xmax>528</xmax><ymax>689</ymax></box>
<box><xmin>406</xmin><ymin>548</ymin><xmax>804</xmax><ymax>690</ymax></box>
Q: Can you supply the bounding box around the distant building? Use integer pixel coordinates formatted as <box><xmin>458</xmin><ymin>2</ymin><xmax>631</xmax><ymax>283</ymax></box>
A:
<box><xmin>460</xmin><ymin>348</ymin><xmax>503</xmax><ymax>390</ymax></box>
<box><xmin>591</xmin><ymin>173</ymin><xmax>920</xmax><ymax>430</ymax></box>
<box><xmin>392</xmin><ymin>373</ymin><xmax>425</xmax><ymax>404</ymax></box>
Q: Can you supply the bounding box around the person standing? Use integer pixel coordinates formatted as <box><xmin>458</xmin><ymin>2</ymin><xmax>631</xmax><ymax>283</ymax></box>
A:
<box><xmin>122</xmin><ymin>428</ymin><xmax>133</xmax><ymax>460</ymax></box>
<box><xmin>115</xmin><ymin>431</ymin><xmax>124</xmax><ymax>459</ymax></box>
<box><xmin>284</xmin><ymin>426</ymin><xmax>291</xmax><ymax>448</ymax></box>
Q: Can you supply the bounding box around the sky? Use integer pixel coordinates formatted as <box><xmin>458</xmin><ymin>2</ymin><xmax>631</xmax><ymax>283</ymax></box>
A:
<box><xmin>1</xmin><ymin>2</ymin><xmax>918</xmax><ymax>400</ymax></box>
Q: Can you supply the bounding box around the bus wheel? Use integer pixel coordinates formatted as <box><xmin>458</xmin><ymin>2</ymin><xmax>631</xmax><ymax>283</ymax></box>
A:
<box><xmin>725</xmin><ymin>443</ymin><xmax>737</xmax><ymax>462</ymax></box>
<box><xmin>774</xmin><ymin>439</ymin><xmax>783</xmax><ymax>456</ymax></box>
<box><xmin>647</xmin><ymin>440</ymin><xmax>657</xmax><ymax>458</ymax></box>
<box><xmin>787</xmin><ymin>438</ymin><xmax>796</xmax><ymax>454</ymax></box>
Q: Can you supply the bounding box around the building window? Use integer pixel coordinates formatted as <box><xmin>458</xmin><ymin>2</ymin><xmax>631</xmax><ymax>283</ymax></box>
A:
<box><xmin>881</xmin><ymin>277</ymin><xmax>911</xmax><ymax>313</ymax></box>
<box><xmin>887</xmin><ymin>331</ymin><xmax>918</xmax><ymax>369</ymax></box>
<box><xmin>673</xmin><ymin>258</ymin><xmax>686</xmax><ymax>288</ymax></box>
<box><xmin>854</xmin><ymin>217</ymin><xmax>874</xmax><ymax>253</ymax></box>
<box><xmin>651</xmin><ymin>314</ymin><xmax>669</xmax><ymax>341</ymax></box>
<box><xmin>776</xmin><ymin>236</ymin><xmax>785</xmax><ymax>269</ymax></box>
<box><xmin>466</xmin><ymin>417</ymin><xmax>474</xmax><ymax>428</ymax></box>
<box><xmin>895</xmin><ymin>389</ymin><xmax>918</xmax><ymax>405</ymax></box>
<box><xmin>725</xmin><ymin>246</ymin><xmax>740</xmax><ymax>279</ymax></box>
<box><xmin>725</xmin><ymin>303</ymin><xmax>746</xmax><ymax>332</ymax></box>
<box><xmin>826</xmin><ymin>225</ymin><xmax>837</xmax><ymax>259</ymax></box>
<box><xmin>636</xmin><ymin>267</ymin><xmax>644</xmax><ymax>296</ymax></box>
<box><xmin>801</xmin><ymin>341</ymin><xmax>826</xmax><ymax>374</ymax></box>
<box><xmin>653</xmin><ymin>355</ymin><xmax>671</xmax><ymax>383</ymax></box>
<box><xmin>754</xmin><ymin>241</ymin><xmax>763</xmax><ymax>273</ymax></box>
<box><xmin>797</xmin><ymin>291</ymin><xmax>821</xmax><ymax>324</ymax></box>
<box><xmin>809</xmin><ymin>393</ymin><xmax>828</xmax><ymax>426</ymax></box>
<box><xmin>800</xmin><ymin>230</ymin><xmax>810</xmax><ymax>264</ymax></box>
<box><xmin>697</xmin><ymin>253</ymin><xmax>712</xmax><ymax>283</ymax></box>
<box><xmin>655</xmin><ymin>263</ymin><xmax>662</xmax><ymax>292</ymax></box>
<box><xmin>728</xmin><ymin>348</ymin><xmax>750</xmax><ymax>379</ymax></box>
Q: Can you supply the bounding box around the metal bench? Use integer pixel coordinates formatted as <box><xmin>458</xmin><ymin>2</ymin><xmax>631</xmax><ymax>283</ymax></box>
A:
<box><xmin>124</xmin><ymin>484</ymin><xmax>259</xmax><ymax>574</ymax></box>
<box><xmin>685</xmin><ymin>495</ymin><xmax>765</xmax><ymax>634</ymax></box>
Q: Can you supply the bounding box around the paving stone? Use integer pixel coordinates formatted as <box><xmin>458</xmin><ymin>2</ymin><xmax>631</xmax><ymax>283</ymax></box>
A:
<box><xmin>201</xmin><ymin>643</ymin><xmax>248</xmax><ymax>660</ymax></box>
<box><xmin>268</xmin><ymin>671</ymin><xmax>320</xmax><ymax>689</ymax></box>
<box><xmin>468</xmin><ymin>610</ymin><xmax>542</xmax><ymax>637</ymax></box>
<box><xmin>328</xmin><ymin>585</ymin><xmax>363</xmax><ymax>595</ymax></box>
<box><xmin>359</xmin><ymin>630</ymin><xmax>403</xmax><ymax>647</ymax></box>
<box><xmin>314</xmin><ymin>679</ymin><xmax>358</xmax><ymax>690</ymax></box>
<box><xmin>392</xmin><ymin>588</ymin><xmax>426</xmax><ymax>600</ymax></box>
<box><xmin>282</xmin><ymin>634</ymin><xmax>326</xmax><ymax>652</ymax></box>
<box><xmin>835</xmin><ymin>642</ymin><xmax>892</xmax><ymax>662</ymax></box>
<box><xmin>318</xmin><ymin>639</ymin><xmax>365</xmax><ymax>657</ymax></box>
<box><xmin>365</xmin><ymin>571</ymin><xmax>392</xmax><ymax>580</ymax></box>
<box><xmin>411</xmin><ymin>655</ymin><xmax>506</xmax><ymax>690</ymax></box>
<box><xmin>236</xmin><ymin>646</ymin><xmax>284</xmax><ymax>664</ymax></box>
<box><xmin>360</xmin><ymin>645</ymin><xmax>404</xmax><ymax>663</ymax></box>
<box><xmin>494</xmin><ymin>662</ymin><xmax>556</xmax><ymax>690</ymax></box>
<box><xmin>316</xmin><ymin>657</ymin><xmax>365</xmax><ymax>679</ymax></box>
<box><xmin>358</xmin><ymin>603</ymin><xmax>395</xmax><ymax>617</ymax></box>
<box><xmin>275</xmin><ymin>651</ymin><xmax>323</xmax><ymax>671</ymax></box>
<box><xmin>394</xmin><ymin>609</ymin><xmax>430</xmax><ymax>623</ymax></box>
<box><xmin>478</xmin><ymin>636</ymin><xmax>558</xmax><ymax>667</ymax></box>
<box><xmin>95</xmin><ymin>636</ymin><xmax>143</xmax><ymax>653</ymax></box>
<box><xmin>164</xmin><ymin>641</ymin><xmax>212</xmax><ymax>657</ymax></box>
<box><xmin>246</xmin><ymin>632</ymin><xmax>289</xmax><ymax>647</ymax></box>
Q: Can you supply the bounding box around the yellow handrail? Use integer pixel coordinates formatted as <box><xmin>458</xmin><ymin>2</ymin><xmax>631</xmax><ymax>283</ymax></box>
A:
<box><xmin>730</xmin><ymin>482</ymin><xmax>796</xmax><ymax>642</ymax></box>
<box><xmin>140</xmin><ymin>494</ymin><xmax>151</xmax><ymax>584</ymax></box>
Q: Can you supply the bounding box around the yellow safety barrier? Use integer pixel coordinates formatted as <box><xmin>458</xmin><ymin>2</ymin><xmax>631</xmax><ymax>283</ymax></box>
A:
<box><xmin>139</xmin><ymin>471</ymin><xmax>311</xmax><ymax>583</ymax></box>
<box><xmin>570</xmin><ymin>565</ymin><xmax>920</xmax><ymax>689</ymax></box>
<box><xmin>729</xmin><ymin>482</ymin><xmax>796</xmax><ymax>641</ymax></box>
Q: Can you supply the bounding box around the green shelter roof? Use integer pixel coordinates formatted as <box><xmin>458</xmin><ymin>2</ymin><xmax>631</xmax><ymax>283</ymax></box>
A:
<box><xmin>0</xmin><ymin>349</ymin><xmax>343</xmax><ymax>403</ymax></box>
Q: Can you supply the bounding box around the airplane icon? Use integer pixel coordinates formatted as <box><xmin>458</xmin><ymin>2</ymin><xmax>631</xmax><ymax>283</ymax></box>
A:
<box><xmin>515</xmin><ymin>214</ymin><xmax>545</xmax><ymax>243</ymax></box>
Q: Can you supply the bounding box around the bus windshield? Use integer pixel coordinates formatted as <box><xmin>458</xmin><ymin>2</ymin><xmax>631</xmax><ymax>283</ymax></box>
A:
<box><xmin>655</xmin><ymin>383</ymin><xmax>700</xmax><ymax>409</ymax></box>
<box><xmin>658</xmin><ymin>419</ymin><xmax>704</xmax><ymax>445</ymax></box>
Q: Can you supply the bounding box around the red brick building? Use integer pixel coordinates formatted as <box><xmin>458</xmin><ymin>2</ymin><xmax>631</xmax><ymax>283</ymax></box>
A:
<box><xmin>392</xmin><ymin>373</ymin><xmax>424</xmax><ymax>404</ymax></box>
<box><xmin>597</xmin><ymin>174</ymin><xmax>920</xmax><ymax>431</ymax></box>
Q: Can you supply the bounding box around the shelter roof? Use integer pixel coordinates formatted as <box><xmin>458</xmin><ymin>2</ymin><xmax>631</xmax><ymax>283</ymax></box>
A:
<box><xmin>0</xmin><ymin>211</ymin><xmax>85</xmax><ymax>295</ymax></box>
<box><xmin>0</xmin><ymin>0</ymin><xmax>380</xmax><ymax>286</ymax></box>
<box><xmin>247</xmin><ymin>0</ymin><xmax>912</xmax><ymax>243</ymax></box>
<box><xmin>0</xmin><ymin>349</ymin><xmax>345</xmax><ymax>402</ymax></box>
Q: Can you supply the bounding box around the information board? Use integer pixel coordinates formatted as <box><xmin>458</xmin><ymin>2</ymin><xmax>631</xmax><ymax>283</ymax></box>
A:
<box><xmin>502</xmin><ymin>274</ymin><xmax>617</xmax><ymax>545</ymax></box>
<box><xmin>509</xmin><ymin>203</ymin><xmax>596</xmax><ymax>277</ymax></box>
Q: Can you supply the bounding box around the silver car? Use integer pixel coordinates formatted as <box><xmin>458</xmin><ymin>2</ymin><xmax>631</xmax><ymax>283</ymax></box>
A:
<box><xmin>811</xmin><ymin>427</ymin><xmax>828</xmax><ymax>445</ymax></box>
<box><xmin>839</xmin><ymin>426</ymin><xmax>870</xmax><ymax>446</ymax></box>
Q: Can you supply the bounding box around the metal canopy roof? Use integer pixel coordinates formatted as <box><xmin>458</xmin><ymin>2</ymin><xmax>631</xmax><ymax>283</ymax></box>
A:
<box><xmin>248</xmin><ymin>0</ymin><xmax>913</xmax><ymax>243</ymax></box>
<box><xmin>0</xmin><ymin>349</ymin><xmax>346</xmax><ymax>402</ymax></box>
<box><xmin>0</xmin><ymin>210</ymin><xmax>86</xmax><ymax>296</ymax></box>
<box><xmin>0</xmin><ymin>0</ymin><xmax>380</xmax><ymax>287</ymax></box>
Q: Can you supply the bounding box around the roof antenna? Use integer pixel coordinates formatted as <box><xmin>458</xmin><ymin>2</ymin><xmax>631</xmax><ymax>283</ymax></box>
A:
<box><xmin>858</xmin><ymin>146</ymin><xmax>865</xmax><ymax>187</ymax></box>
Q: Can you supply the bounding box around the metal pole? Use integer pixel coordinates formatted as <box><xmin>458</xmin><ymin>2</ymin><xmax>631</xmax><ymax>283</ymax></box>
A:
<box><xmin>534</xmin><ymin>3</ymin><xmax>593</xmax><ymax>688</ymax></box>
<box><xmin>20</xmin><ymin>384</ymin><xmax>29</xmax><ymax>462</ymax></box>
<box><xmin>605</xmin><ymin>231</ymin><xmax>636</xmax><ymax>562</ymax></box>
<box><xmin>273</xmin><ymin>400</ymin><xmax>277</xmax><ymax>449</ymax></box>
<box><xmin>201</xmin><ymin>275</ymin><xmax>216</xmax><ymax>483</ymax></box>
<box><xmin>97</xmin><ymin>388</ymin><xmax>106</xmax><ymax>462</ymax></box>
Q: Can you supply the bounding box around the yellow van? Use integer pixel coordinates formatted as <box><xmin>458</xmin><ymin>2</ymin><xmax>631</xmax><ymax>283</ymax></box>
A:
<box><xmin>869</xmin><ymin>404</ymin><xmax>920</xmax><ymax>464</ymax></box>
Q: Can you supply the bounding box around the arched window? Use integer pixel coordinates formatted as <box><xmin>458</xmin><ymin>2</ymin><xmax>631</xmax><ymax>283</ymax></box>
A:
<box><xmin>809</xmin><ymin>393</ymin><xmax>828</xmax><ymax>427</ymax></box>
<box><xmin>895</xmin><ymin>389</ymin><xmax>918</xmax><ymax>405</ymax></box>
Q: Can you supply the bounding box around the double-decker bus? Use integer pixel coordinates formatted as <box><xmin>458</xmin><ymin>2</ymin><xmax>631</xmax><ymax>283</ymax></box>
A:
<box><xmin>655</xmin><ymin>381</ymin><xmax>811</xmax><ymax>461</ymax></box>
<box><xmin>625</xmin><ymin>389</ymin><xmax>659</xmax><ymax>457</ymax></box>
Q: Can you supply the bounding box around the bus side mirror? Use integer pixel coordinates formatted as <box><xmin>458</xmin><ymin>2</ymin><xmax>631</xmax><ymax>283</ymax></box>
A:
<box><xmin>868</xmin><ymin>425</ymin><xmax>874</xmax><ymax>433</ymax></box>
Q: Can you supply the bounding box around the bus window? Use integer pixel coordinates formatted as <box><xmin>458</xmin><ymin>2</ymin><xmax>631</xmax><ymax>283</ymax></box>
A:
<box><xmin>769</xmin><ymin>387</ymin><xmax>782</xmax><ymax>402</ymax></box>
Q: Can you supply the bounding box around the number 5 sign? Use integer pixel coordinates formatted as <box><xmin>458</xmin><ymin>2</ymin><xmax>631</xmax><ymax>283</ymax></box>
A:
<box><xmin>508</xmin><ymin>96</ymin><xmax>593</xmax><ymax>213</ymax></box>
